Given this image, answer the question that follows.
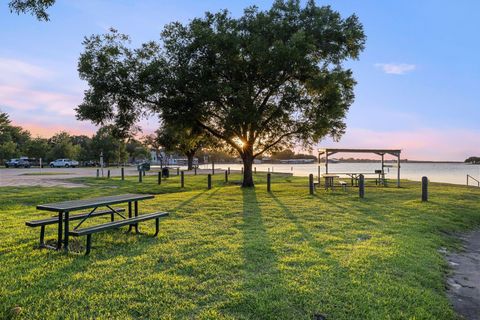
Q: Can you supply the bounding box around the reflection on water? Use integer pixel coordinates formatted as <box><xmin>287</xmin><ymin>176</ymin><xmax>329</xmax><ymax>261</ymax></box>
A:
<box><xmin>197</xmin><ymin>162</ymin><xmax>480</xmax><ymax>185</ymax></box>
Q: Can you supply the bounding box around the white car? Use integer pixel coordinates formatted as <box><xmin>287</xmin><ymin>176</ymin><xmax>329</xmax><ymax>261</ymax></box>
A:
<box><xmin>49</xmin><ymin>159</ymin><xmax>79</xmax><ymax>168</ymax></box>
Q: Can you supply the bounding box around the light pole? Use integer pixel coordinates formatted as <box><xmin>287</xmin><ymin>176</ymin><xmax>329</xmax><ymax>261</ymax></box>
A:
<box><xmin>100</xmin><ymin>151</ymin><xmax>104</xmax><ymax>177</ymax></box>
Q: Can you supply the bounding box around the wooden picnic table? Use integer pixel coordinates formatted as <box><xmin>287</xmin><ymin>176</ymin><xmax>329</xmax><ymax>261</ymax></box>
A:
<box><xmin>328</xmin><ymin>172</ymin><xmax>384</xmax><ymax>186</ymax></box>
<box><xmin>32</xmin><ymin>193</ymin><xmax>154</xmax><ymax>252</ymax></box>
<box><xmin>321</xmin><ymin>174</ymin><xmax>339</xmax><ymax>190</ymax></box>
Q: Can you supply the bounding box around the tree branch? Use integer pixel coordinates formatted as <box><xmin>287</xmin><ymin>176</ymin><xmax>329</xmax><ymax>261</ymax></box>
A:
<box><xmin>196</xmin><ymin>120</ymin><xmax>243</xmax><ymax>155</ymax></box>
<box><xmin>253</xmin><ymin>131</ymin><xmax>299</xmax><ymax>158</ymax></box>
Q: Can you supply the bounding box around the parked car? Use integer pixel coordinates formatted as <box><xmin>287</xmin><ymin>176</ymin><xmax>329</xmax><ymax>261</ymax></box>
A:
<box><xmin>84</xmin><ymin>160</ymin><xmax>99</xmax><ymax>167</ymax></box>
<box><xmin>49</xmin><ymin>159</ymin><xmax>79</xmax><ymax>168</ymax></box>
<box><xmin>5</xmin><ymin>158</ymin><xmax>31</xmax><ymax>168</ymax></box>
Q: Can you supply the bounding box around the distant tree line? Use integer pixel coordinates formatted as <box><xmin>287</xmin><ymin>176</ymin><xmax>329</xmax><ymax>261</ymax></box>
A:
<box><xmin>0</xmin><ymin>111</ymin><xmax>149</xmax><ymax>165</ymax></box>
<box><xmin>270</xmin><ymin>149</ymin><xmax>317</xmax><ymax>161</ymax></box>
<box><xmin>465</xmin><ymin>156</ymin><xmax>480</xmax><ymax>164</ymax></box>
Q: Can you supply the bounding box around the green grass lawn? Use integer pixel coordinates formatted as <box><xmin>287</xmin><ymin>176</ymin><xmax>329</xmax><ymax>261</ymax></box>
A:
<box><xmin>1</xmin><ymin>173</ymin><xmax>479</xmax><ymax>319</ymax></box>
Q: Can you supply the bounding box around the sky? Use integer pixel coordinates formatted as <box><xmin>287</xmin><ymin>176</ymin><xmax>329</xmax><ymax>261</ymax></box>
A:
<box><xmin>1</xmin><ymin>0</ymin><xmax>479</xmax><ymax>161</ymax></box>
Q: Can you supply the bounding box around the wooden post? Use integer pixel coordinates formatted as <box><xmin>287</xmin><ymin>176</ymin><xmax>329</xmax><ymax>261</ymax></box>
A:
<box><xmin>267</xmin><ymin>173</ymin><xmax>271</xmax><ymax>192</ymax></box>
<box><xmin>121</xmin><ymin>167</ymin><xmax>124</xmax><ymax>180</ymax></box>
<box><xmin>317</xmin><ymin>165</ymin><xmax>321</xmax><ymax>185</ymax></box>
<box><xmin>309</xmin><ymin>174</ymin><xmax>314</xmax><ymax>195</ymax></box>
<box><xmin>96</xmin><ymin>169</ymin><xmax>99</xmax><ymax>178</ymax></box>
<box><xmin>325</xmin><ymin>152</ymin><xmax>329</xmax><ymax>174</ymax></box>
<box><xmin>421</xmin><ymin>176</ymin><xmax>428</xmax><ymax>202</ymax></box>
<box><xmin>359</xmin><ymin>174</ymin><xmax>365</xmax><ymax>198</ymax></box>
<box><xmin>254</xmin><ymin>167</ymin><xmax>256</xmax><ymax>174</ymax></box>
<box><xmin>107</xmin><ymin>169</ymin><xmax>110</xmax><ymax>178</ymax></box>
<box><xmin>158</xmin><ymin>171</ymin><xmax>161</xmax><ymax>185</ymax></box>
<box><xmin>241</xmin><ymin>167</ymin><xmax>244</xmax><ymax>174</ymax></box>
<box><xmin>212</xmin><ymin>161</ymin><xmax>215</xmax><ymax>175</ymax></box>
<box><xmin>225</xmin><ymin>170</ymin><xmax>228</xmax><ymax>183</ymax></box>
<box><xmin>228</xmin><ymin>167</ymin><xmax>230</xmax><ymax>175</ymax></box>
<box><xmin>207</xmin><ymin>174</ymin><xmax>212</xmax><ymax>189</ymax></box>
<box><xmin>138</xmin><ymin>170</ymin><xmax>143</xmax><ymax>183</ymax></box>
<box><xmin>194</xmin><ymin>167</ymin><xmax>197</xmax><ymax>175</ymax></box>
<box><xmin>381</xmin><ymin>153</ymin><xmax>385</xmax><ymax>186</ymax></box>
<box><xmin>143</xmin><ymin>170</ymin><xmax>146</xmax><ymax>176</ymax></box>
<box><xmin>177</xmin><ymin>167</ymin><xmax>180</xmax><ymax>176</ymax></box>
<box><xmin>181</xmin><ymin>171</ymin><xmax>184</xmax><ymax>188</ymax></box>
<box><xmin>397</xmin><ymin>154</ymin><xmax>401</xmax><ymax>188</ymax></box>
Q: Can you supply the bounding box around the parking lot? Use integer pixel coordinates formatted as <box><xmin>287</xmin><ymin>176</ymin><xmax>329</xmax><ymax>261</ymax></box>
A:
<box><xmin>0</xmin><ymin>167</ymin><xmax>140</xmax><ymax>187</ymax></box>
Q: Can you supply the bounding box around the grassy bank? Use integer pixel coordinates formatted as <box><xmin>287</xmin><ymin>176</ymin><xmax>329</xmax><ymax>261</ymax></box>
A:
<box><xmin>1</xmin><ymin>173</ymin><xmax>479</xmax><ymax>319</ymax></box>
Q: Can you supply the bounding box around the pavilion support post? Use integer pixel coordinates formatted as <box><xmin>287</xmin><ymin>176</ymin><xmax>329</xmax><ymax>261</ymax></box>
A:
<box><xmin>381</xmin><ymin>154</ymin><xmax>384</xmax><ymax>174</ymax></box>
<box><xmin>325</xmin><ymin>152</ymin><xmax>329</xmax><ymax>174</ymax></box>
<box><xmin>397</xmin><ymin>154</ymin><xmax>401</xmax><ymax>188</ymax></box>
<box><xmin>317</xmin><ymin>165</ymin><xmax>321</xmax><ymax>184</ymax></box>
<box><xmin>381</xmin><ymin>154</ymin><xmax>385</xmax><ymax>186</ymax></box>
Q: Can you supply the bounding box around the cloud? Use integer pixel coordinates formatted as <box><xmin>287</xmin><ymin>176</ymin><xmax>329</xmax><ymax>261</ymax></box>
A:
<box><xmin>0</xmin><ymin>84</ymin><xmax>80</xmax><ymax>116</ymax></box>
<box><xmin>0</xmin><ymin>57</ymin><xmax>54</xmax><ymax>85</ymax></box>
<box><xmin>375</xmin><ymin>63</ymin><xmax>416</xmax><ymax>75</ymax></box>
<box><xmin>0</xmin><ymin>57</ymin><xmax>83</xmax><ymax>119</ymax></box>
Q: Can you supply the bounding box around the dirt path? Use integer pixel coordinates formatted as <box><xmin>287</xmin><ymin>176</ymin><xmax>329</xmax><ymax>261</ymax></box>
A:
<box><xmin>446</xmin><ymin>230</ymin><xmax>480</xmax><ymax>320</ymax></box>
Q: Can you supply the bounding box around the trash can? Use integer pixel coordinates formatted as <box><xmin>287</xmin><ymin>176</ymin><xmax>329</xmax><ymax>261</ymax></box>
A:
<box><xmin>162</xmin><ymin>167</ymin><xmax>169</xmax><ymax>178</ymax></box>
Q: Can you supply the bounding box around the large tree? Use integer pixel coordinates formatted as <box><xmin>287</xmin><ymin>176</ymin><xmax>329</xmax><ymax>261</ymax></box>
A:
<box><xmin>77</xmin><ymin>0</ymin><xmax>365</xmax><ymax>187</ymax></box>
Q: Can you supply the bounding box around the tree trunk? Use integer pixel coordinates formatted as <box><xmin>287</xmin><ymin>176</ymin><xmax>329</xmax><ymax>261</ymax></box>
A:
<box><xmin>186</xmin><ymin>151</ymin><xmax>195</xmax><ymax>171</ymax></box>
<box><xmin>241</xmin><ymin>147</ymin><xmax>255</xmax><ymax>188</ymax></box>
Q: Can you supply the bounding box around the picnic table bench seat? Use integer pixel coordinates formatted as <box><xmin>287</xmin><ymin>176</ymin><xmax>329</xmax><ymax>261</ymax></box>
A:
<box><xmin>26</xmin><ymin>208</ymin><xmax>125</xmax><ymax>247</ymax></box>
<box><xmin>338</xmin><ymin>180</ymin><xmax>348</xmax><ymax>191</ymax></box>
<box><xmin>70</xmin><ymin>211</ymin><xmax>169</xmax><ymax>254</ymax></box>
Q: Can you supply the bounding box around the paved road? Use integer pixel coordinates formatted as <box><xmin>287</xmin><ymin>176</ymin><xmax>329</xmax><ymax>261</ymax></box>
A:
<box><xmin>0</xmin><ymin>167</ymin><xmax>140</xmax><ymax>187</ymax></box>
<box><xmin>447</xmin><ymin>231</ymin><xmax>480</xmax><ymax>320</ymax></box>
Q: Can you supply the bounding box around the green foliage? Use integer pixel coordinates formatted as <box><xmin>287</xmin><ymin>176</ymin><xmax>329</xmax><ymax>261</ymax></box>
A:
<box><xmin>0</xmin><ymin>176</ymin><xmax>479</xmax><ymax>319</ymax></box>
<box><xmin>126</xmin><ymin>138</ymin><xmax>150</xmax><ymax>162</ymax></box>
<box><xmin>8</xmin><ymin>0</ymin><xmax>55</xmax><ymax>21</ymax></box>
<box><xmin>270</xmin><ymin>149</ymin><xmax>296</xmax><ymax>160</ymax></box>
<box><xmin>465</xmin><ymin>156</ymin><xmax>480</xmax><ymax>164</ymax></box>
<box><xmin>271</xmin><ymin>149</ymin><xmax>317</xmax><ymax>161</ymax></box>
<box><xmin>90</xmin><ymin>126</ymin><xmax>128</xmax><ymax>164</ymax></box>
<box><xmin>156</xmin><ymin>123</ymin><xmax>213</xmax><ymax>169</ymax></box>
<box><xmin>76</xmin><ymin>0</ymin><xmax>366</xmax><ymax>187</ymax></box>
<box><xmin>0</xmin><ymin>140</ymin><xmax>17</xmax><ymax>161</ymax></box>
<box><xmin>0</xmin><ymin>110</ymin><xmax>31</xmax><ymax>162</ymax></box>
<box><xmin>25</xmin><ymin>137</ymin><xmax>49</xmax><ymax>160</ymax></box>
<box><xmin>47</xmin><ymin>132</ymin><xmax>80</xmax><ymax>160</ymax></box>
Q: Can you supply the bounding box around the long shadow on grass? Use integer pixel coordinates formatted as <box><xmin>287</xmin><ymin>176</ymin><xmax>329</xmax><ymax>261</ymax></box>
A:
<box><xmin>226</xmin><ymin>188</ymin><xmax>296</xmax><ymax>319</ymax></box>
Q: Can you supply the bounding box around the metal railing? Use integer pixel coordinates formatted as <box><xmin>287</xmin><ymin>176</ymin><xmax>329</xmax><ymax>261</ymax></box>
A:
<box><xmin>466</xmin><ymin>174</ymin><xmax>480</xmax><ymax>187</ymax></box>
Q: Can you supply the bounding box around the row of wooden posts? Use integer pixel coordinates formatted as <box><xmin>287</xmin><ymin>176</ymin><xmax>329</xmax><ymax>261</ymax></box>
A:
<box><xmin>96</xmin><ymin>168</ymin><xmax>429</xmax><ymax>201</ymax></box>
<box><xmin>307</xmin><ymin>173</ymin><xmax>429</xmax><ymax>201</ymax></box>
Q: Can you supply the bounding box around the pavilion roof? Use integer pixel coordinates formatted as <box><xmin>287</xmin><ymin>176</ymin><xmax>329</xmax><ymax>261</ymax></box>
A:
<box><xmin>318</xmin><ymin>148</ymin><xmax>401</xmax><ymax>156</ymax></box>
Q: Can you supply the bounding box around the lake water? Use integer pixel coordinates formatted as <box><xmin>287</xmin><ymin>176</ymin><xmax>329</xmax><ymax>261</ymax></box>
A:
<box><xmin>197</xmin><ymin>162</ymin><xmax>480</xmax><ymax>185</ymax></box>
